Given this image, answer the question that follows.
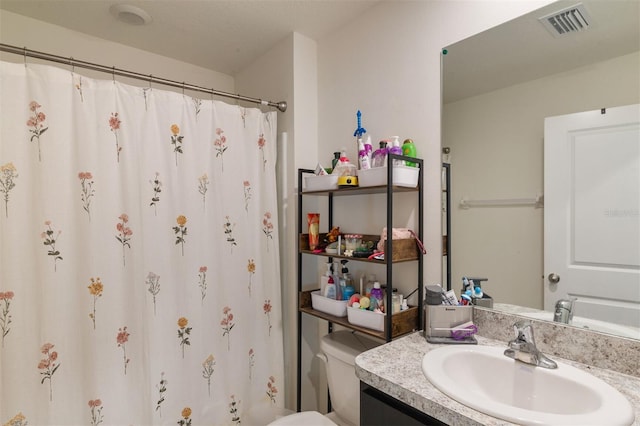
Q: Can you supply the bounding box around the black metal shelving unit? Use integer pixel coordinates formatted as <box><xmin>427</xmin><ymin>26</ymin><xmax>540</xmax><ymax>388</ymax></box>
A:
<box><xmin>296</xmin><ymin>154</ymin><xmax>424</xmax><ymax>411</ymax></box>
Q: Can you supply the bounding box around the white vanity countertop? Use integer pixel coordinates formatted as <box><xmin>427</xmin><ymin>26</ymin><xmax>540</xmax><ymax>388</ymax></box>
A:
<box><xmin>355</xmin><ymin>332</ymin><xmax>640</xmax><ymax>426</ymax></box>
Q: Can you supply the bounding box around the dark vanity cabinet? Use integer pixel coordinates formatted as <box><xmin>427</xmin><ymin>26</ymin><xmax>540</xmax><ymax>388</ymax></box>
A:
<box><xmin>360</xmin><ymin>382</ymin><xmax>447</xmax><ymax>425</ymax></box>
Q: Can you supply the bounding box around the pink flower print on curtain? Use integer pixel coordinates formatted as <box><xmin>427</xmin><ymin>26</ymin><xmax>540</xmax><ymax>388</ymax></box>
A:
<box><xmin>0</xmin><ymin>291</ymin><xmax>14</xmax><ymax>348</ymax></box>
<box><xmin>170</xmin><ymin>124</ymin><xmax>184</xmax><ymax>167</ymax></box>
<box><xmin>149</xmin><ymin>172</ymin><xmax>162</xmax><ymax>216</ymax></box>
<box><xmin>116</xmin><ymin>326</ymin><xmax>130</xmax><ymax>375</ymax></box>
<box><xmin>266</xmin><ymin>376</ymin><xmax>278</xmax><ymax>405</ymax></box>
<box><xmin>263</xmin><ymin>300</ymin><xmax>273</xmax><ymax>336</ymax></box>
<box><xmin>78</xmin><ymin>172</ymin><xmax>95</xmax><ymax>222</ymax></box>
<box><xmin>145</xmin><ymin>272</ymin><xmax>160</xmax><ymax>315</ymax></box>
<box><xmin>177</xmin><ymin>317</ymin><xmax>191</xmax><ymax>358</ymax></box>
<box><xmin>41</xmin><ymin>220</ymin><xmax>63</xmax><ymax>271</ymax></box>
<box><xmin>109</xmin><ymin>112</ymin><xmax>122</xmax><ymax>162</ymax></box>
<box><xmin>247</xmin><ymin>259</ymin><xmax>255</xmax><ymax>296</ymax></box>
<box><xmin>220</xmin><ymin>306</ymin><xmax>234</xmax><ymax>350</ymax></box>
<box><xmin>173</xmin><ymin>215</ymin><xmax>187</xmax><ymax>256</ymax></box>
<box><xmin>87</xmin><ymin>277</ymin><xmax>103</xmax><ymax>330</ymax></box>
<box><xmin>202</xmin><ymin>354</ymin><xmax>215</xmax><ymax>397</ymax></box>
<box><xmin>26</xmin><ymin>101</ymin><xmax>48</xmax><ymax>162</ymax></box>
<box><xmin>213</xmin><ymin>128</ymin><xmax>227</xmax><ymax>172</ymax></box>
<box><xmin>88</xmin><ymin>399</ymin><xmax>104</xmax><ymax>426</ymax></box>
<box><xmin>0</xmin><ymin>162</ymin><xmax>18</xmax><ymax>218</ymax></box>
<box><xmin>258</xmin><ymin>133</ymin><xmax>267</xmax><ymax>171</ymax></box>
<box><xmin>243</xmin><ymin>180</ymin><xmax>252</xmax><ymax>213</ymax></box>
<box><xmin>38</xmin><ymin>342</ymin><xmax>60</xmax><ymax>401</ymax></box>
<box><xmin>228</xmin><ymin>395</ymin><xmax>240</xmax><ymax>425</ymax></box>
<box><xmin>115</xmin><ymin>214</ymin><xmax>132</xmax><ymax>266</ymax></box>
<box><xmin>262</xmin><ymin>212</ymin><xmax>274</xmax><ymax>252</ymax></box>
<box><xmin>178</xmin><ymin>407</ymin><xmax>192</xmax><ymax>426</ymax></box>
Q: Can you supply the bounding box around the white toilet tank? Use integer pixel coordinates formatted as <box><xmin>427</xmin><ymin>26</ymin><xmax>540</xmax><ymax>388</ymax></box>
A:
<box><xmin>320</xmin><ymin>330</ymin><xmax>382</xmax><ymax>426</ymax></box>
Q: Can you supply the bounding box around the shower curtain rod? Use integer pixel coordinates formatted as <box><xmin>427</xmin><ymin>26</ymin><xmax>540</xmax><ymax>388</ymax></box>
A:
<box><xmin>0</xmin><ymin>43</ymin><xmax>288</xmax><ymax>112</ymax></box>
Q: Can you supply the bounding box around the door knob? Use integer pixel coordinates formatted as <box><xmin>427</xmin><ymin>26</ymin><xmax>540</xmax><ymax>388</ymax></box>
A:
<box><xmin>548</xmin><ymin>273</ymin><xmax>560</xmax><ymax>284</ymax></box>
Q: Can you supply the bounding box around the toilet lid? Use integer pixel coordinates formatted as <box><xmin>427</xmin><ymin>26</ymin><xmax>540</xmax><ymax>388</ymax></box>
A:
<box><xmin>268</xmin><ymin>411</ymin><xmax>338</xmax><ymax>426</ymax></box>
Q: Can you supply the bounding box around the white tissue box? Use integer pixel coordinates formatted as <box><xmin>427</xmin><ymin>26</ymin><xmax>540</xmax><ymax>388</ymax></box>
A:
<box><xmin>311</xmin><ymin>291</ymin><xmax>348</xmax><ymax>317</ymax></box>
<box><xmin>357</xmin><ymin>165</ymin><xmax>419</xmax><ymax>188</ymax></box>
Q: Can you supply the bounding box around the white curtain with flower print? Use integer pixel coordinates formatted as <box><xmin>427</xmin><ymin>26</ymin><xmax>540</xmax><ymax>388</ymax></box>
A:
<box><xmin>0</xmin><ymin>60</ymin><xmax>284</xmax><ymax>426</ymax></box>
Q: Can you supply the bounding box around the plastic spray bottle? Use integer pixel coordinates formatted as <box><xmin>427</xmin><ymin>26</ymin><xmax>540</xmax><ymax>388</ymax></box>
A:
<box><xmin>389</xmin><ymin>136</ymin><xmax>403</xmax><ymax>166</ymax></box>
<box><xmin>358</xmin><ymin>137</ymin><xmax>371</xmax><ymax>170</ymax></box>
<box><xmin>320</xmin><ymin>261</ymin><xmax>332</xmax><ymax>295</ymax></box>
<box><xmin>372</xmin><ymin>141</ymin><xmax>388</xmax><ymax>167</ymax></box>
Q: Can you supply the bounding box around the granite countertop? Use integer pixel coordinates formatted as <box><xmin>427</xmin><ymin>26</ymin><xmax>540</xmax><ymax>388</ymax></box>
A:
<box><xmin>355</xmin><ymin>331</ymin><xmax>640</xmax><ymax>426</ymax></box>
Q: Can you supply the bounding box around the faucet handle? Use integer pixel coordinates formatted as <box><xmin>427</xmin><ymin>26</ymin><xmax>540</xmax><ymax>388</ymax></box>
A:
<box><xmin>512</xmin><ymin>320</ymin><xmax>536</xmax><ymax>345</ymax></box>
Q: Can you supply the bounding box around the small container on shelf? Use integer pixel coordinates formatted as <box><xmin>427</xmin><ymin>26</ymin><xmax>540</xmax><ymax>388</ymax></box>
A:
<box><xmin>357</xmin><ymin>164</ymin><xmax>419</xmax><ymax>188</ymax></box>
<box><xmin>304</xmin><ymin>174</ymin><xmax>339</xmax><ymax>191</ymax></box>
<box><xmin>347</xmin><ymin>306</ymin><xmax>387</xmax><ymax>331</ymax></box>
<box><xmin>311</xmin><ymin>290</ymin><xmax>348</xmax><ymax>317</ymax></box>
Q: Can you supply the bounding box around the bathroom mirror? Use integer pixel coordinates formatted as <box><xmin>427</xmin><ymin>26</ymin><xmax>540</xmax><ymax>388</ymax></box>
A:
<box><xmin>442</xmin><ymin>0</ymin><xmax>639</xmax><ymax>339</ymax></box>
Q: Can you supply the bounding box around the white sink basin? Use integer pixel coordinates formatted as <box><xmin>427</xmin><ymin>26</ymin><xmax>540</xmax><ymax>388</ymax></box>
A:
<box><xmin>422</xmin><ymin>345</ymin><xmax>635</xmax><ymax>425</ymax></box>
<box><xmin>519</xmin><ymin>311</ymin><xmax>640</xmax><ymax>339</ymax></box>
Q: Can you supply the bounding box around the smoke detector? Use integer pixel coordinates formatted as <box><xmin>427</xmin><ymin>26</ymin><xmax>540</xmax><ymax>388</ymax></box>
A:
<box><xmin>109</xmin><ymin>4</ymin><xmax>152</xmax><ymax>26</ymax></box>
<box><xmin>539</xmin><ymin>3</ymin><xmax>592</xmax><ymax>37</ymax></box>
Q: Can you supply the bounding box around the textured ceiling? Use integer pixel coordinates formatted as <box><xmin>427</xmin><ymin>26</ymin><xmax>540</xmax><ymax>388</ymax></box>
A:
<box><xmin>0</xmin><ymin>0</ymin><xmax>382</xmax><ymax>76</ymax></box>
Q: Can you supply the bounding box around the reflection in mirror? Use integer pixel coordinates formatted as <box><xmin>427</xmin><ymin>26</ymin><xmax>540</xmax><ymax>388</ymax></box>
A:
<box><xmin>442</xmin><ymin>0</ymin><xmax>639</xmax><ymax>339</ymax></box>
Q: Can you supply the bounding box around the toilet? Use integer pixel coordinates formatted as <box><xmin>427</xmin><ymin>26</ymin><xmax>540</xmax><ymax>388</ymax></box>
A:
<box><xmin>269</xmin><ymin>330</ymin><xmax>382</xmax><ymax>426</ymax></box>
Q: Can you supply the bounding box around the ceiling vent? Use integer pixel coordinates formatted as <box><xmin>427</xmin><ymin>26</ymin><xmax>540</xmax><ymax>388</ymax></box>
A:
<box><xmin>539</xmin><ymin>3</ymin><xmax>592</xmax><ymax>37</ymax></box>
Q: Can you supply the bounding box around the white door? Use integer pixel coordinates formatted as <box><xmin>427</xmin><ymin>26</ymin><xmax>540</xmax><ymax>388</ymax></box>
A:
<box><xmin>544</xmin><ymin>104</ymin><xmax>640</xmax><ymax>328</ymax></box>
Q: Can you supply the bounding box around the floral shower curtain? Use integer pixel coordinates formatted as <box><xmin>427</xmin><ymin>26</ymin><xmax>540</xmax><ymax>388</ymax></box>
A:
<box><xmin>0</xmin><ymin>60</ymin><xmax>284</xmax><ymax>425</ymax></box>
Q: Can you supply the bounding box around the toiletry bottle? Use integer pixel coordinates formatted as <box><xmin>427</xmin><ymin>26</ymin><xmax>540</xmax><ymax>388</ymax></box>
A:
<box><xmin>364</xmin><ymin>135</ymin><xmax>373</xmax><ymax>162</ymax></box>
<box><xmin>402</xmin><ymin>138</ymin><xmax>417</xmax><ymax>167</ymax></box>
<box><xmin>358</xmin><ymin>138</ymin><xmax>371</xmax><ymax>170</ymax></box>
<box><xmin>370</xmin><ymin>281</ymin><xmax>384</xmax><ymax>311</ymax></box>
<box><xmin>331</xmin><ymin>151</ymin><xmax>341</xmax><ymax>171</ymax></box>
<box><xmin>372</xmin><ymin>141</ymin><xmax>388</xmax><ymax>167</ymax></box>
<box><xmin>332</xmin><ymin>261</ymin><xmax>342</xmax><ymax>300</ymax></box>
<box><xmin>320</xmin><ymin>261</ymin><xmax>332</xmax><ymax>296</ymax></box>
<box><xmin>389</xmin><ymin>136</ymin><xmax>403</xmax><ymax>166</ymax></box>
<box><xmin>365</xmin><ymin>274</ymin><xmax>377</xmax><ymax>296</ymax></box>
<box><xmin>324</xmin><ymin>275</ymin><xmax>336</xmax><ymax>299</ymax></box>
<box><xmin>340</xmin><ymin>260</ymin><xmax>355</xmax><ymax>300</ymax></box>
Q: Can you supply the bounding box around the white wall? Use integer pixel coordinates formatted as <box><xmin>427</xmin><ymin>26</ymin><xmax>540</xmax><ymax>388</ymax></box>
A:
<box><xmin>311</xmin><ymin>0</ymin><xmax>554</xmax><ymax>413</ymax></box>
<box><xmin>444</xmin><ymin>51</ymin><xmax>640</xmax><ymax>309</ymax></box>
<box><xmin>0</xmin><ymin>10</ymin><xmax>234</xmax><ymax>95</ymax></box>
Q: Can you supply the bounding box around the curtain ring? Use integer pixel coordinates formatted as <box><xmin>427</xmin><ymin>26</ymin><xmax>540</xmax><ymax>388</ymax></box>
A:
<box><xmin>69</xmin><ymin>57</ymin><xmax>75</xmax><ymax>74</ymax></box>
<box><xmin>148</xmin><ymin>74</ymin><xmax>153</xmax><ymax>89</ymax></box>
<box><xmin>23</xmin><ymin>46</ymin><xmax>27</xmax><ymax>67</ymax></box>
<box><xmin>112</xmin><ymin>66</ymin><xmax>116</xmax><ymax>83</ymax></box>
<box><xmin>182</xmin><ymin>82</ymin><xmax>185</xmax><ymax>96</ymax></box>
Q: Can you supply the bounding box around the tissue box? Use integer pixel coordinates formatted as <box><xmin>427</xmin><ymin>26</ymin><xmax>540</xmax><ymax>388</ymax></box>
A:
<box><xmin>357</xmin><ymin>165</ymin><xmax>419</xmax><ymax>188</ymax></box>
<box><xmin>304</xmin><ymin>175</ymin><xmax>338</xmax><ymax>191</ymax></box>
<box><xmin>311</xmin><ymin>291</ymin><xmax>348</xmax><ymax>317</ymax></box>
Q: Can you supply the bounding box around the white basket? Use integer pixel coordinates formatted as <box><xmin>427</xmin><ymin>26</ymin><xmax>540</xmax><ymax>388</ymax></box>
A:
<box><xmin>304</xmin><ymin>175</ymin><xmax>339</xmax><ymax>191</ymax></box>
<box><xmin>347</xmin><ymin>306</ymin><xmax>386</xmax><ymax>331</ymax></box>
<box><xmin>311</xmin><ymin>291</ymin><xmax>348</xmax><ymax>317</ymax></box>
<box><xmin>357</xmin><ymin>165</ymin><xmax>419</xmax><ymax>188</ymax></box>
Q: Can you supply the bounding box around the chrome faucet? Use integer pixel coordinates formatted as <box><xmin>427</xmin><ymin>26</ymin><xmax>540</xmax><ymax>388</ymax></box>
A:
<box><xmin>554</xmin><ymin>297</ymin><xmax>576</xmax><ymax>324</ymax></box>
<box><xmin>504</xmin><ymin>320</ymin><xmax>557</xmax><ymax>369</ymax></box>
